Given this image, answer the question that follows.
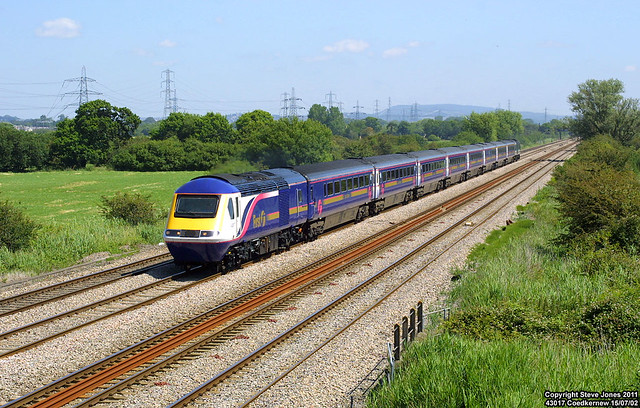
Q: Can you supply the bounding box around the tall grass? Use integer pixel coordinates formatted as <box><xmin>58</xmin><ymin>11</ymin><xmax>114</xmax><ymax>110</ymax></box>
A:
<box><xmin>368</xmin><ymin>334</ymin><xmax>640</xmax><ymax>407</ymax></box>
<box><xmin>0</xmin><ymin>217</ymin><xmax>164</xmax><ymax>275</ymax></box>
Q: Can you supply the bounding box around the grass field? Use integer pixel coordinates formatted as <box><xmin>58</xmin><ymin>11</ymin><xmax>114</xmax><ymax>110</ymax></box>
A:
<box><xmin>0</xmin><ymin>168</ymin><xmax>205</xmax><ymax>277</ymax></box>
<box><xmin>0</xmin><ymin>169</ymin><xmax>203</xmax><ymax>222</ymax></box>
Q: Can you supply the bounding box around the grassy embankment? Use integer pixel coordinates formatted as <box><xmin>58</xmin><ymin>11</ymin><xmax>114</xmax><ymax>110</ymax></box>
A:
<box><xmin>0</xmin><ymin>169</ymin><xmax>202</xmax><ymax>278</ymax></box>
<box><xmin>368</xmin><ymin>186</ymin><xmax>640</xmax><ymax>407</ymax></box>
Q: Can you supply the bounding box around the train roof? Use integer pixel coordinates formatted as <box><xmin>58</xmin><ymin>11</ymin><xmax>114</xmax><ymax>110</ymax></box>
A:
<box><xmin>361</xmin><ymin>153</ymin><xmax>416</xmax><ymax>168</ymax></box>
<box><xmin>175</xmin><ymin>176</ymin><xmax>240</xmax><ymax>195</ymax></box>
<box><xmin>185</xmin><ymin>169</ymin><xmax>299</xmax><ymax>197</ymax></box>
<box><xmin>437</xmin><ymin>146</ymin><xmax>467</xmax><ymax>155</ymax></box>
<box><xmin>407</xmin><ymin>149</ymin><xmax>447</xmax><ymax>161</ymax></box>
<box><xmin>293</xmin><ymin>159</ymin><xmax>373</xmax><ymax>182</ymax></box>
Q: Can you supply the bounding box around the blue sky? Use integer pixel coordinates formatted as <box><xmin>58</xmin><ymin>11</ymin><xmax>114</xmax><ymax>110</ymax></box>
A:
<box><xmin>1</xmin><ymin>0</ymin><xmax>638</xmax><ymax>120</ymax></box>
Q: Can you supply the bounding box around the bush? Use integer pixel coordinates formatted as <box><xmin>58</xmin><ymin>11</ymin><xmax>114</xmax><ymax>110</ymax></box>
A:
<box><xmin>0</xmin><ymin>200</ymin><xmax>39</xmax><ymax>251</ymax></box>
<box><xmin>100</xmin><ymin>192</ymin><xmax>159</xmax><ymax>225</ymax></box>
<box><xmin>441</xmin><ymin>303</ymin><xmax>549</xmax><ymax>340</ymax></box>
<box><xmin>576</xmin><ymin>290</ymin><xmax>640</xmax><ymax>345</ymax></box>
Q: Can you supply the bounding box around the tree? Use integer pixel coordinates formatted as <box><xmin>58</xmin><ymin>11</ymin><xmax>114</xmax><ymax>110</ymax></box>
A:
<box><xmin>49</xmin><ymin>119</ymin><xmax>84</xmax><ymax>168</ymax></box>
<box><xmin>463</xmin><ymin>112</ymin><xmax>498</xmax><ymax>142</ymax></box>
<box><xmin>568</xmin><ymin>78</ymin><xmax>640</xmax><ymax>144</ymax></box>
<box><xmin>197</xmin><ymin>112</ymin><xmax>235</xmax><ymax>143</ymax></box>
<box><xmin>150</xmin><ymin>112</ymin><xmax>200</xmax><ymax>142</ymax></box>
<box><xmin>74</xmin><ymin>100</ymin><xmax>140</xmax><ymax>165</ymax></box>
<box><xmin>307</xmin><ymin>104</ymin><xmax>329</xmax><ymax>124</ymax></box>
<box><xmin>244</xmin><ymin>118</ymin><xmax>334</xmax><ymax>167</ymax></box>
<box><xmin>308</xmin><ymin>105</ymin><xmax>346</xmax><ymax>136</ymax></box>
<box><xmin>50</xmin><ymin>100</ymin><xmax>140</xmax><ymax>167</ymax></box>
<box><xmin>0</xmin><ymin>124</ymin><xmax>49</xmax><ymax>171</ymax></box>
<box><xmin>235</xmin><ymin>110</ymin><xmax>274</xmax><ymax>142</ymax></box>
<box><xmin>494</xmin><ymin>110</ymin><xmax>524</xmax><ymax>139</ymax></box>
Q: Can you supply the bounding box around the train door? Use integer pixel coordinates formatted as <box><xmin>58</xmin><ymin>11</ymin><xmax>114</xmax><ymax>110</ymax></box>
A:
<box><xmin>290</xmin><ymin>187</ymin><xmax>304</xmax><ymax>221</ymax></box>
<box><xmin>373</xmin><ymin>169</ymin><xmax>381</xmax><ymax>199</ymax></box>
<box><xmin>225</xmin><ymin>194</ymin><xmax>241</xmax><ymax>239</ymax></box>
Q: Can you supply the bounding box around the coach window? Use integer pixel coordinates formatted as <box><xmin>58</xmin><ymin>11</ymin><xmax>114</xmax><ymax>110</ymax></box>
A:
<box><xmin>334</xmin><ymin>181</ymin><xmax>340</xmax><ymax>194</ymax></box>
<box><xmin>327</xmin><ymin>182</ymin><xmax>333</xmax><ymax>195</ymax></box>
<box><xmin>347</xmin><ymin>178</ymin><xmax>352</xmax><ymax>190</ymax></box>
<box><xmin>341</xmin><ymin>179</ymin><xmax>347</xmax><ymax>192</ymax></box>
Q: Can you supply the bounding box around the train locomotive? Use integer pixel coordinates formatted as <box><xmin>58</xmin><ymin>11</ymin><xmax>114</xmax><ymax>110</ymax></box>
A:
<box><xmin>164</xmin><ymin>139</ymin><xmax>520</xmax><ymax>270</ymax></box>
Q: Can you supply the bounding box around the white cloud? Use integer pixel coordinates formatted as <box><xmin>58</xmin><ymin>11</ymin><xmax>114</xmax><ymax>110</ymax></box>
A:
<box><xmin>624</xmin><ymin>65</ymin><xmax>637</xmax><ymax>72</ymax></box>
<box><xmin>383</xmin><ymin>47</ymin><xmax>408</xmax><ymax>58</ymax></box>
<box><xmin>160</xmin><ymin>39</ymin><xmax>177</xmax><ymax>48</ymax></box>
<box><xmin>407</xmin><ymin>41</ymin><xmax>420</xmax><ymax>48</ymax></box>
<box><xmin>323</xmin><ymin>39</ymin><xmax>369</xmax><ymax>53</ymax></box>
<box><xmin>35</xmin><ymin>17</ymin><xmax>81</xmax><ymax>38</ymax></box>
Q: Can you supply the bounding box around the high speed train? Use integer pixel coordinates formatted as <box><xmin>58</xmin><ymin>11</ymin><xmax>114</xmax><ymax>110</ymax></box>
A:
<box><xmin>164</xmin><ymin>140</ymin><xmax>520</xmax><ymax>270</ymax></box>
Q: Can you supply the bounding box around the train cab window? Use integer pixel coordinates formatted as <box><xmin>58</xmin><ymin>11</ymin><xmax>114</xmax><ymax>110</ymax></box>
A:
<box><xmin>174</xmin><ymin>195</ymin><xmax>220</xmax><ymax>218</ymax></box>
<box><xmin>227</xmin><ymin>198</ymin><xmax>235</xmax><ymax>219</ymax></box>
<box><xmin>347</xmin><ymin>178</ymin><xmax>352</xmax><ymax>190</ymax></box>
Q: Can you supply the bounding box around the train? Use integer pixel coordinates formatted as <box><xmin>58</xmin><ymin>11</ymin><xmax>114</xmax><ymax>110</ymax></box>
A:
<box><xmin>163</xmin><ymin>139</ymin><xmax>520</xmax><ymax>270</ymax></box>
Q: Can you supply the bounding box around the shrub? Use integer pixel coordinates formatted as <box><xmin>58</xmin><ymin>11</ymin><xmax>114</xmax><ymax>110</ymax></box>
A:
<box><xmin>441</xmin><ymin>303</ymin><xmax>548</xmax><ymax>340</ymax></box>
<box><xmin>0</xmin><ymin>200</ymin><xmax>40</xmax><ymax>251</ymax></box>
<box><xmin>576</xmin><ymin>290</ymin><xmax>640</xmax><ymax>345</ymax></box>
<box><xmin>100</xmin><ymin>192</ymin><xmax>159</xmax><ymax>225</ymax></box>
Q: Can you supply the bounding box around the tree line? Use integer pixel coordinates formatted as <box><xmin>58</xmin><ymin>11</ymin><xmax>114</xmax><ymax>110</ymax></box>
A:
<box><xmin>1</xmin><ymin>97</ymin><xmax>568</xmax><ymax>173</ymax></box>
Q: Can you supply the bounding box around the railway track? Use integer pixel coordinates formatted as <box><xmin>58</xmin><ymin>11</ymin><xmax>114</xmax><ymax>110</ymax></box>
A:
<box><xmin>0</xmin><ymin>254</ymin><xmax>173</xmax><ymax>318</ymax></box>
<box><xmin>0</xmin><ymin>141</ymin><xmax>574</xmax><ymax>408</ymax></box>
<box><xmin>0</xmin><ymin>266</ymin><xmax>222</xmax><ymax>358</ymax></box>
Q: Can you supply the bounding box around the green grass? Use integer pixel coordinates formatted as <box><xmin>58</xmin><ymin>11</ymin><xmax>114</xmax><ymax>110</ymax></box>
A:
<box><xmin>0</xmin><ymin>168</ymin><xmax>204</xmax><ymax>277</ymax></box>
<box><xmin>368</xmin><ymin>186</ymin><xmax>640</xmax><ymax>407</ymax></box>
<box><xmin>0</xmin><ymin>168</ymin><xmax>202</xmax><ymax>222</ymax></box>
<box><xmin>368</xmin><ymin>334</ymin><xmax>640</xmax><ymax>408</ymax></box>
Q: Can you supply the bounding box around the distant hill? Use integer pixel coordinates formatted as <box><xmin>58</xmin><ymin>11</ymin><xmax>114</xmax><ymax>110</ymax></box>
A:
<box><xmin>343</xmin><ymin>104</ymin><xmax>567</xmax><ymax>124</ymax></box>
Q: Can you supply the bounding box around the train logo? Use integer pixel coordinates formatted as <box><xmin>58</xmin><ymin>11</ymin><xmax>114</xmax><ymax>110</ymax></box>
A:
<box><xmin>252</xmin><ymin>210</ymin><xmax>266</xmax><ymax>228</ymax></box>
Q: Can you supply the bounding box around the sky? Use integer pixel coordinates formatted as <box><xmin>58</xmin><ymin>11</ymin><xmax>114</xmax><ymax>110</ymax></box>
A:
<box><xmin>1</xmin><ymin>0</ymin><xmax>638</xmax><ymax>120</ymax></box>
